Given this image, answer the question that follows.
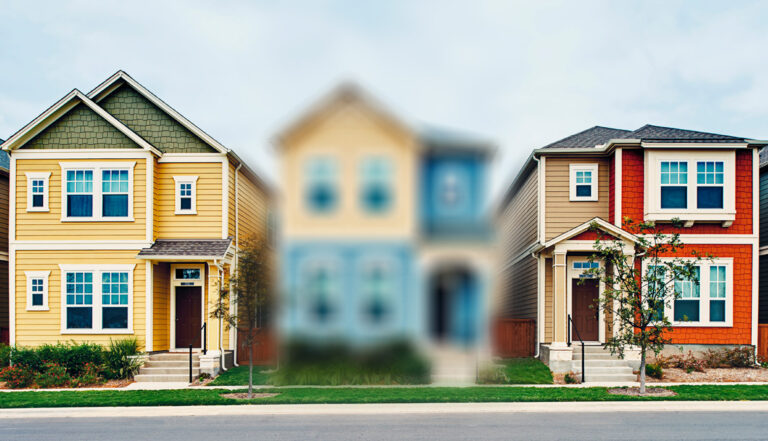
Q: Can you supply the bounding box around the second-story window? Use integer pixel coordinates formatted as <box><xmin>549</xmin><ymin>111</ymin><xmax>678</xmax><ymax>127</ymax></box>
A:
<box><xmin>360</xmin><ymin>157</ymin><xmax>392</xmax><ymax>213</ymax></box>
<box><xmin>696</xmin><ymin>161</ymin><xmax>724</xmax><ymax>209</ymax></box>
<box><xmin>305</xmin><ymin>157</ymin><xmax>338</xmax><ymax>213</ymax></box>
<box><xmin>61</xmin><ymin>162</ymin><xmax>135</xmax><ymax>221</ymax></box>
<box><xmin>66</xmin><ymin>170</ymin><xmax>94</xmax><ymax>217</ymax></box>
<box><xmin>26</xmin><ymin>172</ymin><xmax>50</xmax><ymax>212</ymax></box>
<box><xmin>174</xmin><ymin>176</ymin><xmax>198</xmax><ymax>215</ymax></box>
<box><xmin>569</xmin><ymin>164</ymin><xmax>598</xmax><ymax>201</ymax></box>
<box><xmin>660</xmin><ymin>161</ymin><xmax>688</xmax><ymax>209</ymax></box>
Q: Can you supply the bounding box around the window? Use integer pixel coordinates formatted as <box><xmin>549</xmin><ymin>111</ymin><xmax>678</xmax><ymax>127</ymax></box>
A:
<box><xmin>573</xmin><ymin>261</ymin><xmax>599</xmax><ymax>278</ymax></box>
<box><xmin>696</xmin><ymin>161</ymin><xmax>724</xmax><ymax>209</ymax></box>
<box><xmin>60</xmin><ymin>264</ymin><xmax>135</xmax><ymax>333</ymax></box>
<box><xmin>25</xmin><ymin>271</ymin><xmax>50</xmax><ymax>311</ymax></box>
<box><xmin>173</xmin><ymin>176</ymin><xmax>198</xmax><ymax>214</ymax></box>
<box><xmin>26</xmin><ymin>173</ymin><xmax>50</xmax><ymax>211</ymax></box>
<box><xmin>60</xmin><ymin>162</ymin><xmax>135</xmax><ymax>221</ymax></box>
<box><xmin>646</xmin><ymin>259</ymin><xmax>733</xmax><ymax>327</ymax></box>
<box><xmin>306</xmin><ymin>264</ymin><xmax>336</xmax><ymax>324</ymax></box>
<box><xmin>645</xmin><ymin>151</ymin><xmax>735</xmax><ymax>226</ymax></box>
<box><xmin>361</xmin><ymin>262</ymin><xmax>392</xmax><ymax>325</ymax></box>
<box><xmin>660</xmin><ymin>161</ymin><xmax>688</xmax><ymax>209</ymax></box>
<box><xmin>569</xmin><ymin>164</ymin><xmax>598</xmax><ymax>201</ymax></box>
<box><xmin>360</xmin><ymin>157</ymin><xmax>393</xmax><ymax>213</ymax></box>
<box><xmin>441</xmin><ymin>172</ymin><xmax>460</xmax><ymax>206</ymax></box>
<box><xmin>305</xmin><ymin>158</ymin><xmax>338</xmax><ymax>213</ymax></box>
<box><xmin>646</xmin><ymin>265</ymin><xmax>666</xmax><ymax>321</ymax></box>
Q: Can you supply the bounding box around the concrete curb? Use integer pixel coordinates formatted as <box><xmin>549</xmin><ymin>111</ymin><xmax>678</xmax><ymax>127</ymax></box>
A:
<box><xmin>3</xmin><ymin>401</ymin><xmax>768</xmax><ymax>419</ymax></box>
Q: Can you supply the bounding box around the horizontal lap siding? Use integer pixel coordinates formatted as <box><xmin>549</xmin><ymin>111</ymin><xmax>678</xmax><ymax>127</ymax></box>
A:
<box><xmin>155</xmin><ymin>162</ymin><xmax>222</xmax><ymax>239</ymax></box>
<box><xmin>152</xmin><ymin>262</ymin><xmax>170</xmax><ymax>351</ymax></box>
<box><xmin>237</xmin><ymin>168</ymin><xmax>269</xmax><ymax>242</ymax></box>
<box><xmin>15</xmin><ymin>158</ymin><xmax>148</xmax><ymax>241</ymax></box>
<box><xmin>14</xmin><ymin>250</ymin><xmax>146</xmax><ymax>348</ymax></box>
<box><xmin>500</xmin><ymin>255</ymin><xmax>538</xmax><ymax>322</ymax></box>
<box><xmin>545</xmin><ymin>157</ymin><xmax>609</xmax><ymax>241</ymax></box>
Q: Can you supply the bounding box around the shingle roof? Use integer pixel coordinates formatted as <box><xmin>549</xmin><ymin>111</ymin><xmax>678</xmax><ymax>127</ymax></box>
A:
<box><xmin>540</xmin><ymin>124</ymin><xmax>751</xmax><ymax>150</ymax></box>
<box><xmin>540</xmin><ymin>126</ymin><xmax>631</xmax><ymax>149</ymax></box>
<box><xmin>137</xmin><ymin>238</ymin><xmax>232</xmax><ymax>258</ymax></box>
<box><xmin>417</xmin><ymin>124</ymin><xmax>494</xmax><ymax>153</ymax></box>
<box><xmin>0</xmin><ymin>139</ymin><xmax>7</xmax><ymax>170</ymax></box>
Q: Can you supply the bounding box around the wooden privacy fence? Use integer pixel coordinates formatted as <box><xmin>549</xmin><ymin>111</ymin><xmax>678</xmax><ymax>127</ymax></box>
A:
<box><xmin>492</xmin><ymin>318</ymin><xmax>536</xmax><ymax>358</ymax></box>
<box><xmin>758</xmin><ymin>324</ymin><xmax>768</xmax><ymax>361</ymax></box>
<box><xmin>236</xmin><ymin>329</ymin><xmax>276</xmax><ymax>365</ymax></box>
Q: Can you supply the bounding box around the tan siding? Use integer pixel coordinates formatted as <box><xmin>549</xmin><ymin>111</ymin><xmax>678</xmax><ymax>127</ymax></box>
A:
<box><xmin>236</xmin><ymin>168</ymin><xmax>269</xmax><ymax>242</ymax></box>
<box><xmin>499</xmin><ymin>167</ymin><xmax>538</xmax><ymax>262</ymax></box>
<box><xmin>14</xmin><ymin>250</ymin><xmax>146</xmax><ymax>348</ymax></box>
<box><xmin>15</xmin><ymin>158</ymin><xmax>148</xmax><ymax>241</ymax></box>
<box><xmin>544</xmin><ymin>157</ymin><xmax>609</xmax><ymax>241</ymax></box>
<box><xmin>152</xmin><ymin>262</ymin><xmax>170</xmax><ymax>351</ymax></box>
<box><xmin>544</xmin><ymin>257</ymin><xmax>553</xmax><ymax>344</ymax></box>
<box><xmin>154</xmin><ymin>162</ymin><xmax>222</xmax><ymax>239</ymax></box>
<box><xmin>499</xmin><ymin>255</ymin><xmax>538</xmax><ymax>321</ymax></box>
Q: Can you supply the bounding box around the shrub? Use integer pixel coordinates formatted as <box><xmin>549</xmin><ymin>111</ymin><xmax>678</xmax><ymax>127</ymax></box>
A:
<box><xmin>102</xmin><ymin>338</ymin><xmax>142</xmax><ymax>379</ymax></box>
<box><xmin>34</xmin><ymin>362</ymin><xmax>71</xmax><ymax>388</ymax></box>
<box><xmin>10</xmin><ymin>347</ymin><xmax>42</xmax><ymax>371</ymax></box>
<box><xmin>704</xmin><ymin>347</ymin><xmax>755</xmax><ymax>368</ymax></box>
<box><xmin>564</xmin><ymin>372</ymin><xmax>579</xmax><ymax>384</ymax></box>
<box><xmin>0</xmin><ymin>344</ymin><xmax>11</xmax><ymax>368</ymax></box>
<box><xmin>72</xmin><ymin>362</ymin><xmax>104</xmax><ymax>387</ymax></box>
<box><xmin>0</xmin><ymin>364</ymin><xmax>35</xmax><ymax>389</ymax></box>
<box><xmin>645</xmin><ymin>363</ymin><xmax>663</xmax><ymax>380</ymax></box>
<box><xmin>655</xmin><ymin>350</ymin><xmax>706</xmax><ymax>373</ymax></box>
<box><xmin>198</xmin><ymin>372</ymin><xmax>212</xmax><ymax>381</ymax></box>
<box><xmin>36</xmin><ymin>342</ymin><xmax>103</xmax><ymax>377</ymax></box>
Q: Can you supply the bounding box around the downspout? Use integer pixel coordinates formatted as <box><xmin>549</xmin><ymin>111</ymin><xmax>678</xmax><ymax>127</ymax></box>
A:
<box><xmin>214</xmin><ymin>259</ymin><xmax>227</xmax><ymax>372</ymax></box>
<box><xmin>532</xmin><ymin>154</ymin><xmax>542</xmax><ymax>359</ymax></box>
<box><xmin>233</xmin><ymin>162</ymin><xmax>242</xmax><ymax>367</ymax></box>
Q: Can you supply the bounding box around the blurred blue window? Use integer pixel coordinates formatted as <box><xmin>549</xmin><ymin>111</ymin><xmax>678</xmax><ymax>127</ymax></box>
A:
<box><xmin>360</xmin><ymin>157</ymin><xmax>392</xmax><ymax>213</ymax></box>
<box><xmin>305</xmin><ymin>158</ymin><xmax>338</xmax><ymax>213</ymax></box>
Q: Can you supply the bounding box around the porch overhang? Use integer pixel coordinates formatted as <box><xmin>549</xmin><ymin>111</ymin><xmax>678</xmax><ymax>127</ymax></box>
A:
<box><xmin>540</xmin><ymin>217</ymin><xmax>640</xmax><ymax>254</ymax></box>
<box><xmin>137</xmin><ymin>238</ymin><xmax>234</xmax><ymax>264</ymax></box>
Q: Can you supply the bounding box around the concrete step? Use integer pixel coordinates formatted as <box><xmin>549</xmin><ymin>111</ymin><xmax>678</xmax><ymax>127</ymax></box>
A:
<box><xmin>579</xmin><ymin>366</ymin><xmax>634</xmax><ymax>374</ymax></box>
<box><xmin>573</xmin><ymin>352</ymin><xmax>621</xmax><ymax>360</ymax></box>
<box><xmin>134</xmin><ymin>374</ymin><xmax>198</xmax><ymax>383</ymax></box>
<box><xmin>579</xmin><ymin>359</ymin><xmax>635</xmax><ymax>368</ymax></box>
<box><xmin>143</xmin><ymin>360</ymin><xmax>200</xmax><ymax>369</ymax></box>
<box><xmin>148</xmin><ymin>353</ymin><xmax>200</xmax><ymax>362</ymax></box>
<box><xmin>584</xmin><ymin>373</ymin><xmax>637</xmax><ymax>383</ymax></box>
<box><xmin>139</xmin><ymin>367</ymin><xmax>200</xmax><ymax>375</ymax></box>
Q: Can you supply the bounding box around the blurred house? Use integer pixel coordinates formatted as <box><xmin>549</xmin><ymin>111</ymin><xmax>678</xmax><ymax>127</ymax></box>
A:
<box><xmin>275</xmin><ymin>84</ymin><xmax>495</xmax><ymax>362</ymax></box>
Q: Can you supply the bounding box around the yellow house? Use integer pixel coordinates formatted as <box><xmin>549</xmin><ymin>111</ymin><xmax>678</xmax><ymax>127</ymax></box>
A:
<box><xmin>1</xmin><ymin>71</ymin><xmax>271</xmax><ymax>378</ymax></box>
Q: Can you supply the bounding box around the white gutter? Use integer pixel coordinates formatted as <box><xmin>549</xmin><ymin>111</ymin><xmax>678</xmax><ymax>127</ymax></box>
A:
<box><xmin>232</xmin><ymin>163</ymin><xmax>242</xmax><ymax>367</ymax></box>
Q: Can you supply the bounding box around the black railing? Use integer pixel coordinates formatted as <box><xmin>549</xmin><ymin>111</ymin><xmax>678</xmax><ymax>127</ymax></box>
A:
<box><xmin>567</xmin><ymin>314</ymin><xmax>585</xmax><ymax>383</ymax></box>
<box><xmin>188</xmin><ymin>344</ymin><xmax>193</xmax><ymax>383</ymax></box>
<box><xmin>201</xmin><ymin>323</ymin><xmax>207</xmax><ymax>355</ymax></box>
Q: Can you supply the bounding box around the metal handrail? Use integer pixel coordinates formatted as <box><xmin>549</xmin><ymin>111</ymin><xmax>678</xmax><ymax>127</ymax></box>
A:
<box><xmin>567</xmin><ymin>314</ymin><xmax>585</xmax><ymax>383</ymax></box>
<box><xmin>188</xmin><ymin>344</ymin><xmax>193</xmax><ymax>383</ymax></box>
<box><xmin>201</xmin><ymin>323</ymin><xmax>207</xmax><ymax>355</ymax></box>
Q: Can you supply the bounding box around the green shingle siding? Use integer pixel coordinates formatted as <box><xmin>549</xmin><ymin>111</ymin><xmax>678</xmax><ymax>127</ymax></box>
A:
<box><xmin>99</xmin><ymin>84</ymin><xmax>217</xmax><ymax>153</ymax></box>
<box><xmin>22</xmin><ymin>103</ymin><xmax>140</xmax><ymax>150</ymax></box>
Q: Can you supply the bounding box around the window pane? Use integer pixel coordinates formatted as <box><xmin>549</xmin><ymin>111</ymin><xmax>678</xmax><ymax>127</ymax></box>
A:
<box><xmin>307</xmin><ymin>185</ymin><xmax>336</xmax><ymax>212</ymax></box>
<box><xmin>102</xmin><ymin>307</ymin><xmax>128</xmax><ymax>329</ymax></box>
<box><xmin>175</xmin><ymin>269</ymin><xmax>200</xmax><ymax>280</ymax></box>
<box><xmin>103</xmin><ymin>194</ymin><xmax>128</xmax><ymax>217</ymax></box>
<box><xmin>67</xmin><ymin>195</ymin><xmax>93</xmax><ymax>217</ymax></box>
<box><xmin>576</xmin><ymin>185</ymin><xmax>592</xmax><ymax>197</ymax></box>
<box><xmin>674</xmin><ymin>300</ymin><xmax>700</xmax><ymax>321</ymax></box>
<box><xmin>180</xmin><ymin>197</ymin><xmax>192</xmax><ymax>210</ymax></box>
<box><xmin>32</xmin><ymin>293</ymin><xmax>43</xmax><ymax>306</ymax></box>
<box><xmin>697</xmin><ymin>186</ymin><xmax>723</xmax><ymax>209</ymax></box>
<box><xmin>710</xmin><ymin>300</ymin><xmax>726</xmax><ymax>322</ymax></box>
<box><xmin>67</xmin><ymin>307</ymin><xmax>92</xmax><ymax>329</ymax></box>
<box><xmin>661</xmin><ymin>186</ymin><xmax>687</xmax><ymax>209</ymax></box>
<box><xmin>32</xmin><ymin>194</ymin><xmax>44</xmax><ymax>207</ymax></box>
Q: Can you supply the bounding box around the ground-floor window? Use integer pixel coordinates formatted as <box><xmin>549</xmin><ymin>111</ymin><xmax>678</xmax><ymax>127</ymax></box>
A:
<box><xmin>60</xmin><ymin>264</ymin><xmax>135</xmax><ymax>333</ymax></box>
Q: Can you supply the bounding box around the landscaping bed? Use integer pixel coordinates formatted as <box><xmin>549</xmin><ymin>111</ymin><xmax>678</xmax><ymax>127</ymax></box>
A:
<box><xmin>648</xmin><ymin>367</ymin><xmax>768</xmax><ymax>383</ymax></box>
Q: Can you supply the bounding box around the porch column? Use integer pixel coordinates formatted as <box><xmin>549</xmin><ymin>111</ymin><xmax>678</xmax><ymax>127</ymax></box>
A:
<box><xmin>200</xmin><ymin>263</ymin><xmax>223</xmax><ymax>375</ymax></box>
<box><xmin>552</xmin><ymin>251</ymin><xmax>568</xmax><ymax>345</ymax></box>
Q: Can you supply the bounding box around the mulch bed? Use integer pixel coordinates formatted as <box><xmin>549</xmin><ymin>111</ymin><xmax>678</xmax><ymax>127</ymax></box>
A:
<box><xmin>221</xmin><ymin>392</ymin><xmax>280</xmax><ymax>400</ymax></box>
<box><xmin>608</xmin><ymin>387</ymin><xmax>677</xmax><ymax>397</ymax></box>
<box><xmin>0</xmin><ymin>379</ymin><xmax>133</xmax><ymax>390</ymax></box>
<box><xmin>647</xmin><ymin>367</ymin><xmax>768</xmax><ymax>383</ymax></box>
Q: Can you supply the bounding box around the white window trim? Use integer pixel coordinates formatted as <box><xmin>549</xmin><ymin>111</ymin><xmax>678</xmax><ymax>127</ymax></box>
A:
<box><xmin>59</xmin><ymin>264</ymin><xmax>135</xmax><ymax>334</ymax></box>
<box><xmin>644</xmin><ymin>150</ymin><xmax>736</xmax><ymax>226</ymax></box>
<box><xmin>569</xmin><ymin>163</ymin><xmax>598</xmax><ymax>202</ymax></box>
<box><xmin>26</xmin><ymin>172</ymin><xmax>51</xmax><ymax>212</ymax></box>
<box><xmin>169</xmin><ymin>263</ymin><xmax>205</xmax><ymax>351</ymax></box>
<box><xmin>642</xmin><ymin>258</ymin><xmax>734</xmax><ymax>328</ymax></box>
<box><xmin>59</xmin><ymin>162</ymin><xmax>136</xmax><ymax>222</ymax></box>
<box><xmin>25</xmin><ymin>270</ymin><xmax>50</xmax><ymax>311</ymax></box>
<box><xmin>173</xmin><ymin>176</ymin><xmax>198</xmax><ymax>215</ymax></box>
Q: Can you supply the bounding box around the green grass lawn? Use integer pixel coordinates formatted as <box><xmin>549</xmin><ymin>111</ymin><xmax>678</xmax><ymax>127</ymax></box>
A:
<box><xmin>501</xmin><ymin>358</ymin><xmax>553</xmax><ymax>384</ymax></box>
<box><xmin>3</xmin><ymin>385</ymin><xmax>768</xmax><ymax>408</ymax></box>
<box><xmin>208</xmin><ymin>365</ymin><xmax>272</xmax><ymax>386</ymax></box>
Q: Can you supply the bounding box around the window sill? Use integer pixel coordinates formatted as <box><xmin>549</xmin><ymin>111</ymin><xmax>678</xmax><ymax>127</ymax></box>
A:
<box><xmin>645</xmin><ymin>211</ymin><xmax>736</xmax><ymax>227</ymax></box>
<box><xmin>26</xmin><ymin>307</ymin><xmax>49</xmax><ymax>311</ymax></box>
<box><xmin>671</xmin><ymin>322</ymin><xmax>732</xmax><ymax>328</ymax></box>
<box><xmin>174</xmin><ymin>211</ymin><xmax>197</xmax><ymax>215</ymax></box>
<box><xmin>569</xmin><ymin>197</ymin><xmax>598</xmax><ymax>202</ymax></box>
<box><xmin>60</xmin><ymin>217</ymin><xmax>135</xmax><ymax>223</ymax></box>
<box><xmin>60</xmin><ymin>329</ymin><xmax>134</xmax><ymax>335</ymax></box>
<box><xmin>27</xmin><ymin>208</ymin><xmax>49</xmax><ymax>212</ymax></box>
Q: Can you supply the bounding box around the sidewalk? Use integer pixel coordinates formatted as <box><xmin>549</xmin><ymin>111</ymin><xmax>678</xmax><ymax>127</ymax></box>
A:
<box><xmin>2</xmin><ymin>401</ymin><xmax>768</xmax><ymax>419</ymax></box>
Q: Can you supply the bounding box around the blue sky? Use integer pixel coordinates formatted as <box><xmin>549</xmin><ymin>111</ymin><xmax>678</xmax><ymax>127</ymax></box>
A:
<box><xmin>1</xmin><ymin>0</ymin><xmax>767</xmax><ymax>197</ymax></box>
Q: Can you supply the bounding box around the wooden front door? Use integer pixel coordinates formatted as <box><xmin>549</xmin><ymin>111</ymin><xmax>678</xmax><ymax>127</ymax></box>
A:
<box><xmin>572</xmin><ymin>279</ymin><xmax>599</xmax><ymax>341</ymax></box>
<box><xmin>175</xmin><ymin>286</ymin><xmax>202</xmax><ymax>349</ymax></box>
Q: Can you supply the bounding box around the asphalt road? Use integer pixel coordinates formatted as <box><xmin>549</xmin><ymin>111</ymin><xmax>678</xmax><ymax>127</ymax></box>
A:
<box><xmin>3</xmin><ymin>411</ymin><xmax>768</xmax><ymax>440</ymax></box>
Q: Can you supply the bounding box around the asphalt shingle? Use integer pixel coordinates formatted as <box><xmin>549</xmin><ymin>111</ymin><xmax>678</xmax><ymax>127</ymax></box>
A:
<box><xmin>137</xmin><ymin>238</ymin><xmax>232</xmax><ymax>258</ymax></box>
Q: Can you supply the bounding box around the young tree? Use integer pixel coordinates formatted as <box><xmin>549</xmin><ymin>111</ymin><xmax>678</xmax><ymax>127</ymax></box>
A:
<box><xmin>211</xmin><ymin>236</ymin><xmax>271</xmax><ymax>398</ymax></box>
<box><xmin>583</xmin><ymin>218</ymin><xmax>707</xmax><ymax>394</ymax></box>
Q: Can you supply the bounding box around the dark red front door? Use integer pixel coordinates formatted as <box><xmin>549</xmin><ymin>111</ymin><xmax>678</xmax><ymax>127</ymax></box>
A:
<box><xmin>572</xmin><ymin>279</ymin><xmax>599</xmax><ymax>341</ymax></box>
<box><xmin>175</xmin><ymin>286</ymin><xmax>202</xmax><ymax>348</ymax></box>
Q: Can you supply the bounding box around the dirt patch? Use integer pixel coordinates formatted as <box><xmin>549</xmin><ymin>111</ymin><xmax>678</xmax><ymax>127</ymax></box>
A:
<box><xmin>190</xmin><ymin>377</ymin><xmax>214</xmax><ymax>387</ymax></box>
<box><xmin>221</xmin><ymin>392</ymin><xmax>280</xmax><ymax>400</ymax></box>
<box><xmin>552</xmin><ymin>372</ymin><xmax>582</xmax><ymax>385</ymax></box>
<box><xmin>608</xmin><ymin>387</ymin><xmax>677</xmax><ymax>397</ymax></box>
<box><xmin>647</xmin><ymin>367</ymin><xmax>768</xmax><ymax>383</ymax></box>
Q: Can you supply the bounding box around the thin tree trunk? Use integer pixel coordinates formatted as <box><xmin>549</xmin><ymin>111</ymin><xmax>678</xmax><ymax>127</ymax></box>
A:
<box><xmin>248</xmin><ymin>343</ymin><xmax>254</xmax><ymax>399</ymax></box>
<box><xmin>639</xmin><ymin>349</ymin><xmax>647</xmax><ymax>394</ymax></box>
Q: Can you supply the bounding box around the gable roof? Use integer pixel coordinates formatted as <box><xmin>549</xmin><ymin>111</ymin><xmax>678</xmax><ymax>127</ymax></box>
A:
<box><xmin>88</xmin><ymin>71</ymin><xmax>229</xmax><ymax>154</ymax></box>
<box><xmin>0</xmin><ymin>140</ymin><xmax>7</xmax><ymax>171</ymax></box>
<box><xmin>540</xmin><ymin>126</ymin><xmax>631</xmax><ymax>149</ymax></box>
<box><xmin>0</xmin><ymin>89</ymin><xmax>161</xmax><ymax>155</ymax></box>
<box><xmin>137</xmin><ymin>238</ymin><xmax>233</xmax><ymax>261</ymax></box>
<box><xmin>542</xmin><ymin>217</ymin><xmax>640</xmax><ymax>249</ymax></box>
<box><xmin>625</xmin><ymin>124</ymin><xmax>747</xmax><ymax>143</ymax></box>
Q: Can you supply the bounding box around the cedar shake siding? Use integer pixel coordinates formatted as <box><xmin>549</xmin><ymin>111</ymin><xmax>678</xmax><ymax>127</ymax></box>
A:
<box><xmin>544</xmin><ymin>156</ymin><xmax>610</xmax><ymax>241</ymax></box>
<box><xmin>760</xmin><ymin>167</ymin><xmax>768</xmax><ymax>323</ymax></box>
